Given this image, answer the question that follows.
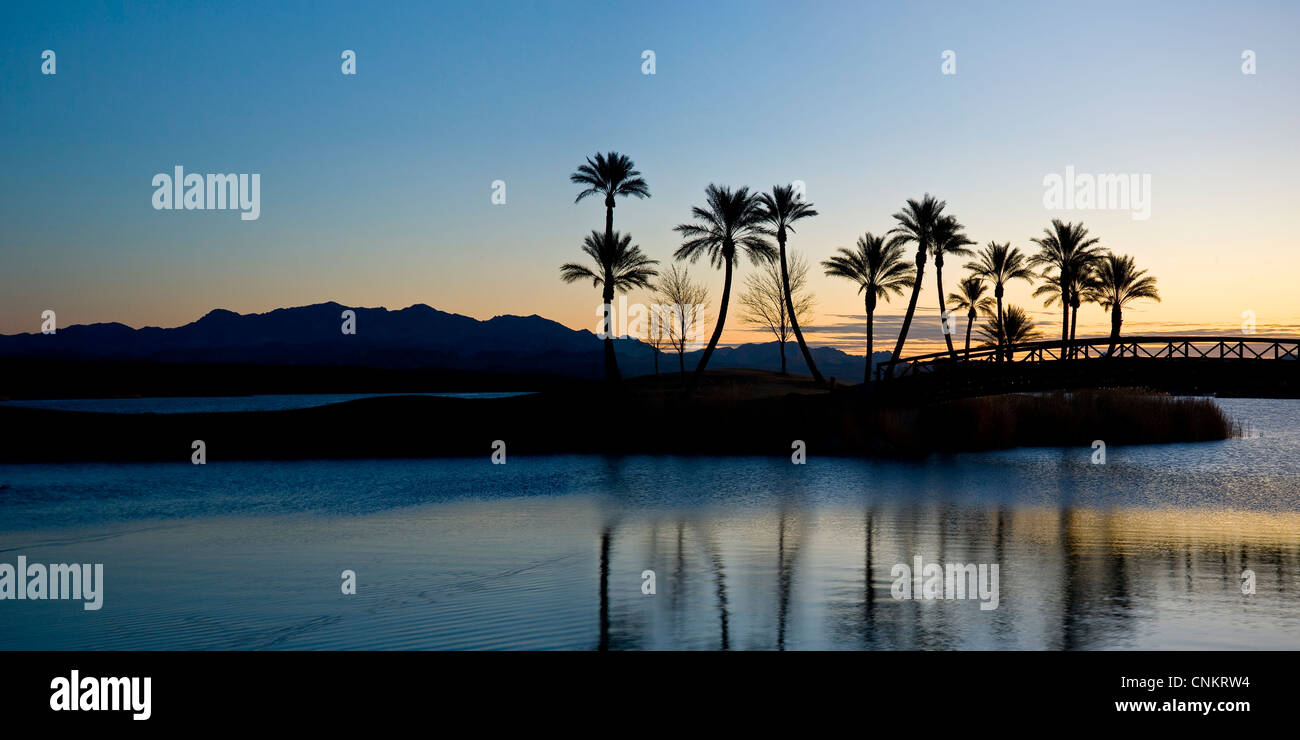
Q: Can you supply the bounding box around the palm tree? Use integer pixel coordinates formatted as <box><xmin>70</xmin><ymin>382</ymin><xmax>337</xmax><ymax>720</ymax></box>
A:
<box><xmin>571</xmin><ymin>152</ymin><xmax>651</xmax><ymax>378</ymax></box>
<box><xmin>977</xmin><ymin>305</ymin><xmax>1041</xmax><ymax>360</ymax></box>
<box><xmin>929</xmin><ymin>215</ymin><xmax>976</xmax><ymax>361</ymax></box>
<box><xmin>822</xmin><ymin>233</ymin><xmax>916</xmax><ymax>382</ymax></box>
<box><xmin>674</xmin><ymin>185</ymin><xmax>774</xmax><ymax>388</ymax></box>
<box><xmin>1029</xmin><ymin>219</ymin><xmax>1103</xmax><ymax>358</ymax></box>
<box><xmin>1084</xmin><ymin>253</ymin><xmax>1160</xmax><ymax>355</ymax></box>
<box><xmin>570</xmin><ymin>151</ymin><xmax>650</xmax><ymax>240</ymax></box>
<box><xmin>1032</xmin><ymin>268</ymin><xmax>1095</xmax><ymax>358</ymax></box>
<box><xmin>947</xmin><ymin>276</ymin><xmax>994</xmax><ymax>361</ymax></box>
<box><xmin>560</xmin><ymin>230</ymin><xmax>659</xmax><ymax>381</ymax></box>
<box><xmin>758</xmin><ymin>185</ymin><xmax>824</xmax><ymax>384</ymax></box>
<box><xmin>885</xmin><ymin>194</ymin><xmax>949</xmax><ymax>377</ymax></box>
<box><xmin>965</xmin><ymin>242</ymin><xmax>1035</xmax><ymax>362</ymax></box>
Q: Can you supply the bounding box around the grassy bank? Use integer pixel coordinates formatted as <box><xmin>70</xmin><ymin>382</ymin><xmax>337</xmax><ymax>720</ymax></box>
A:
<box><xmin>0</xmin><ymin>371</ymin><xmax>1237</xmax><ymax>463</ymax></box>
<box><xmin>868</xmin><ymin>389</ymin><xmax>1238</xmax><ymax>457</ymax></box>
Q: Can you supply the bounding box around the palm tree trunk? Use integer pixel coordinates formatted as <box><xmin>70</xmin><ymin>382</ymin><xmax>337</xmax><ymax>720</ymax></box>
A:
<box><xmin>779</xmin><ymin>234</ymin><xmax>824</xmax><ymax>384</ymax></box>
<box><xmin>865</xmin><ymin>294</ymin><xmax>875</xmax><ymax>384</ymax></box>
<box><xmin>935</xmin><ymin>255</ymin><xmax>958</xmax><ymax>360</ymax></box>
<box><xmin>603</xmin><ymin>330</ymin><xmax>620</xmax><ymax>381</ymax></box>
<box><xmin>690</xmin><ymin>254</ymin><xmax>733</xmax><ymax>390</ymax></box>
<box><xmin>653</xmin><ymin>347</ymin><xmax>659</xmax><ymax>375</ymax></box>
<box><xmin>964</xmin><ymin>310</ymin><xmax>974</xmax><ymax>360</ymax></box>
<box><xmin>602</xmin><ymin>197</ymin><xmax>621</xmax><ymax>382</ymax></box>
<box><xmin>1069</xmin><ymin>301</ymin><xmax>1079</xmax><ymax>359</ymax></box>
<box><xmin>778</xmin><ymin>300</ymin><xmax>787</xmax><ymax>374</ymax></box>
<box><xmin>603</xmin><ymin>284</ymin><xmax>620</xmax><ymax>381</ymax></box>
<box><xmin>995</xmin><ymin>287</ymin><xmax>1005</xmax><ymax>363</ymax></box>
<box><xmin>1106</xmin><ymin>304</ymin><xmax>1121</xmax><ymax>356</ymax></box>
<box><xmin>1059</xmin><ymin>279</ymin><xmax>1070</xmax><ymax>360</ymax></box>
<box><xmin>886</xmin><ymin>249</ymin><xmax>927</xmax><ymax>378</ymax></box>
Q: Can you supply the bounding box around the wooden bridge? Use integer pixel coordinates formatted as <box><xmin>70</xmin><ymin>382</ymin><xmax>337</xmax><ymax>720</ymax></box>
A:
<box><xmin>870</xmin><ymin>336</ymin><xmax>1300</xmax><ymax>402</ymax></box>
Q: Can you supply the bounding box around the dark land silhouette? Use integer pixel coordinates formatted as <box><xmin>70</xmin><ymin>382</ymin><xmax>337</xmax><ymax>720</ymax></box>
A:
<box><xmin>0</xmin><ymin>371</ymin><xmax>1235</xmax><ymax>463</ymax></box>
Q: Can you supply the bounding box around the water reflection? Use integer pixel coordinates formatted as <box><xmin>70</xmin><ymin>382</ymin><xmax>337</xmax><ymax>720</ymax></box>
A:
<box><xmin>2</xmin><ymin>399</ymin><xmax>1298</xmax><ymax>649</ymax></box>
<box><xmin>597</xmin><ymin>503</ymin><xmax>1300</xmax><ymax>650</ymax></box>
<box><xmin>598</xmin><ymin>525</ymin><xmax>611</xmax><ymax>651</ymax></box>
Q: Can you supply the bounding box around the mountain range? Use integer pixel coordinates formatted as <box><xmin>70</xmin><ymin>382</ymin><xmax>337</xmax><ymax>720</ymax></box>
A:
<box><xmin>0</xmin><ymin>302</ymin><xmax>884</xmax><ymax>382</ymax></box>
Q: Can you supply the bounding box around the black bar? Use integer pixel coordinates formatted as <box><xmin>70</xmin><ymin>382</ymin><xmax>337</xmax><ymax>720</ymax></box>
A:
<box><xmin>0</xmin><ymin>650</ymin><xmax>1285</xmax><ymax>727</ymax></box>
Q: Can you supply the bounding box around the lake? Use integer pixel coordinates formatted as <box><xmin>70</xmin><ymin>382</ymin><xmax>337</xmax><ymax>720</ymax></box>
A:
<box><xmin>1</xmin><ymin>397</ymin><xmax>1297</xmax><ymax>650</ymax></box>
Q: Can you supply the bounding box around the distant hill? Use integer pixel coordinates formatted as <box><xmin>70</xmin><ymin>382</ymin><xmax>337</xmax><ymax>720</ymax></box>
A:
<box><xmin>0</xmin><ymin>301</ymin><xmax>882</xmax><ymax>381</ymax></box>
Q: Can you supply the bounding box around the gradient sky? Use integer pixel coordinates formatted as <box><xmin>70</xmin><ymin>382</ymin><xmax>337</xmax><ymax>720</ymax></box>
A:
<box><xmin>2</xmin><ymin>0</ymin><xmax>1297</xmax><ymax>354</ymax></box>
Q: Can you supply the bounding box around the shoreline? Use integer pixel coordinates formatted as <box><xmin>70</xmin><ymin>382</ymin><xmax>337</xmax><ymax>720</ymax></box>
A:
<box><xmin>0</xmin><ymin>372</ymin><xmax>1238</xmax><ymax>463</ymax></box>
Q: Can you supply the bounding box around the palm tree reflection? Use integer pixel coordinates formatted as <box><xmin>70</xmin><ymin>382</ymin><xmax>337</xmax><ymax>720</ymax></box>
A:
<box><xmin>598</xmin><ymin>524</ymin><xmax>612</xmax><ymax>651</ymax></box>
<box><xmin>775</xmin><ymin>509</ymin><xmax>804</xmax><ymax>650</ymax></box>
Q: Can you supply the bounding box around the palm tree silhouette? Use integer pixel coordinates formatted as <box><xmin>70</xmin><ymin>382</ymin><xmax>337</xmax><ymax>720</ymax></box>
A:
<box><xmin>885</xmin><ymin>195</ymin><xmax>949</xmax><ymax>377</ymax></box>
<box><xmin>674</xmin><ymin>185</ymin><xmax>774</xmax><ymax>388</ymax></box>
<box><xmin>597</xmin><ymin>525</ymin><xmax>612</xmax><ymax>650</ymax></box>
<box><xmin>966</xmin><ymin>242</ymin><xmax>1035</xmax><ymax>362</ymax></box>
<box><xmin>822</xmin><ymin>233</ymin><xmax>916</xmax><ymax>383</ymax></box>
<box><xmin>977</xmin><ymin>305</ymin><xmax>1041</xmax><ymax>360</ymax></box>
<box><xmin>930</xmin><ymin>215</ymin><xmax>976</xmax><ymax>361</ymax></box>
<box><xmin>570</xmin><ymin>152</ymin><xmax>651</xmax><ymax>379</ymax></box>
<box><xmin>758</xmin><ymin>185</ymin><xmax>824</xmax><ymax>385</ymax></box>
<box><xmin>1029</xmin><ymin>220</ymin><xmax>1102</xmax><ymax>359</ymax></box>
<box><xmin>1032</xmin><ymin>268</ymin><xmax>1095</xmax><ymax>358</ymax></box>
<box><xmin>1084</xmin><ymin>253</ymin><xmax>1160</xmax><ymax>355</ymax></box>
<box><xmin>948</xmin><ymin>275</ymin><xmax>994</xmax><ymax>361</ymax></box>
<box><xmin>560</xmin><ymin>230</ymin><xmax>659</xmax><ymax>380</ymax></box>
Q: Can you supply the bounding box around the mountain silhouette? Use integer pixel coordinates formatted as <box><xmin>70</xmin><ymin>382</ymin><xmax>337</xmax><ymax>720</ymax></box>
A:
<box><xmin>0</xmin><ymin>301</ymin><xmax>878</xmax><ymax>381</ymax></box>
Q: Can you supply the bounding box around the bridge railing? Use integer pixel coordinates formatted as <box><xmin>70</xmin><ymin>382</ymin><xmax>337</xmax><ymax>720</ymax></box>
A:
<box><xmin>876</xmin><ymin>336</ymin><xmax>1300</xmax><ymax>381</ymax></box>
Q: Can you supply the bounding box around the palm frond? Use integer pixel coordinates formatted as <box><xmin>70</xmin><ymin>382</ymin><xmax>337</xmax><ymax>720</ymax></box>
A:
<box><xmin>1086</xmin><ymin>252</ymin><xmax>1160</xmax><ymax>310</ymax></box>
<box><xmin>822</xmin><ymin>231</ymin><xmax>917</xmax><ymax>301</ymax></box>
<box><xmin>569</xmin><ymin>151</ymin><xmax>651</xmax><ymax>204</ymax></box>
<box><xmin>560</xmin><ymin>229</ymin><xmax>659</xmax><ymax>294</ymax></box>
<box><xmin>673</xmin><ymin>184</ymin><xmax>769</xmax><ymax>272</ymax></box>
<box><xmin>977</xmin><ymin>305</ymin><xmax>1041</xmax><ymax>346</ymax></box>
<box><xmin>965</xmin><ymin>241</ymin><xmax>1036</xmax><ymax>291</ymax></box>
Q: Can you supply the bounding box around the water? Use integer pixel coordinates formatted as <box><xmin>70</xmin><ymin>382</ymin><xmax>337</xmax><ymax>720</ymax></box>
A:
<box><xmin>0</xmin><ymin>392</ymin><xmax>533</xmax><ymax>415</ymax></box>
<box><xmin>0</xmin><ymin>398</ymin><xmax>1297</xmax><ymax>650</ymax></box>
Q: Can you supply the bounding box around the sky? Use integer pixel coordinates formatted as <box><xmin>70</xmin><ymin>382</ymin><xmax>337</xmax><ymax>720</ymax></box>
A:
<box><xmin>2</xmin><ymin>0</ymin><xmax>1297</xmax><ymax>355</ymax></box>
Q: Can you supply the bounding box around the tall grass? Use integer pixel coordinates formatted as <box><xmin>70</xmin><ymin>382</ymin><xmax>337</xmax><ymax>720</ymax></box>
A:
<box><xmin>869</xmin><ymin>389</ymin><xmax>1238</xmax><ymax>456</ymax></box>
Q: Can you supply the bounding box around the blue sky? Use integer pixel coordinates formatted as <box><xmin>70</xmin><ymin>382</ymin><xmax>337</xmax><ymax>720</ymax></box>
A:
<box><xmin>2</xmin><ymin>0</ymin><xmax>1297</xmax><ymax>349</ymax></box>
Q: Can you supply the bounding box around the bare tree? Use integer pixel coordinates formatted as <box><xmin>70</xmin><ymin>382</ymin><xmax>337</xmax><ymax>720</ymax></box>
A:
<box><xmin>645</xmin><ymin>301</ymin><xmax>670</xmax><ymax>375</ymax></box>
<box><xmin>652</xmin><ymin>265</ymin><xmax>711</xmax><ymax>381</ymax></box>
<box><xmin>739</xmin><ymin>252</ymin><xmax>816</xmax><ymax>374</ymax></box>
